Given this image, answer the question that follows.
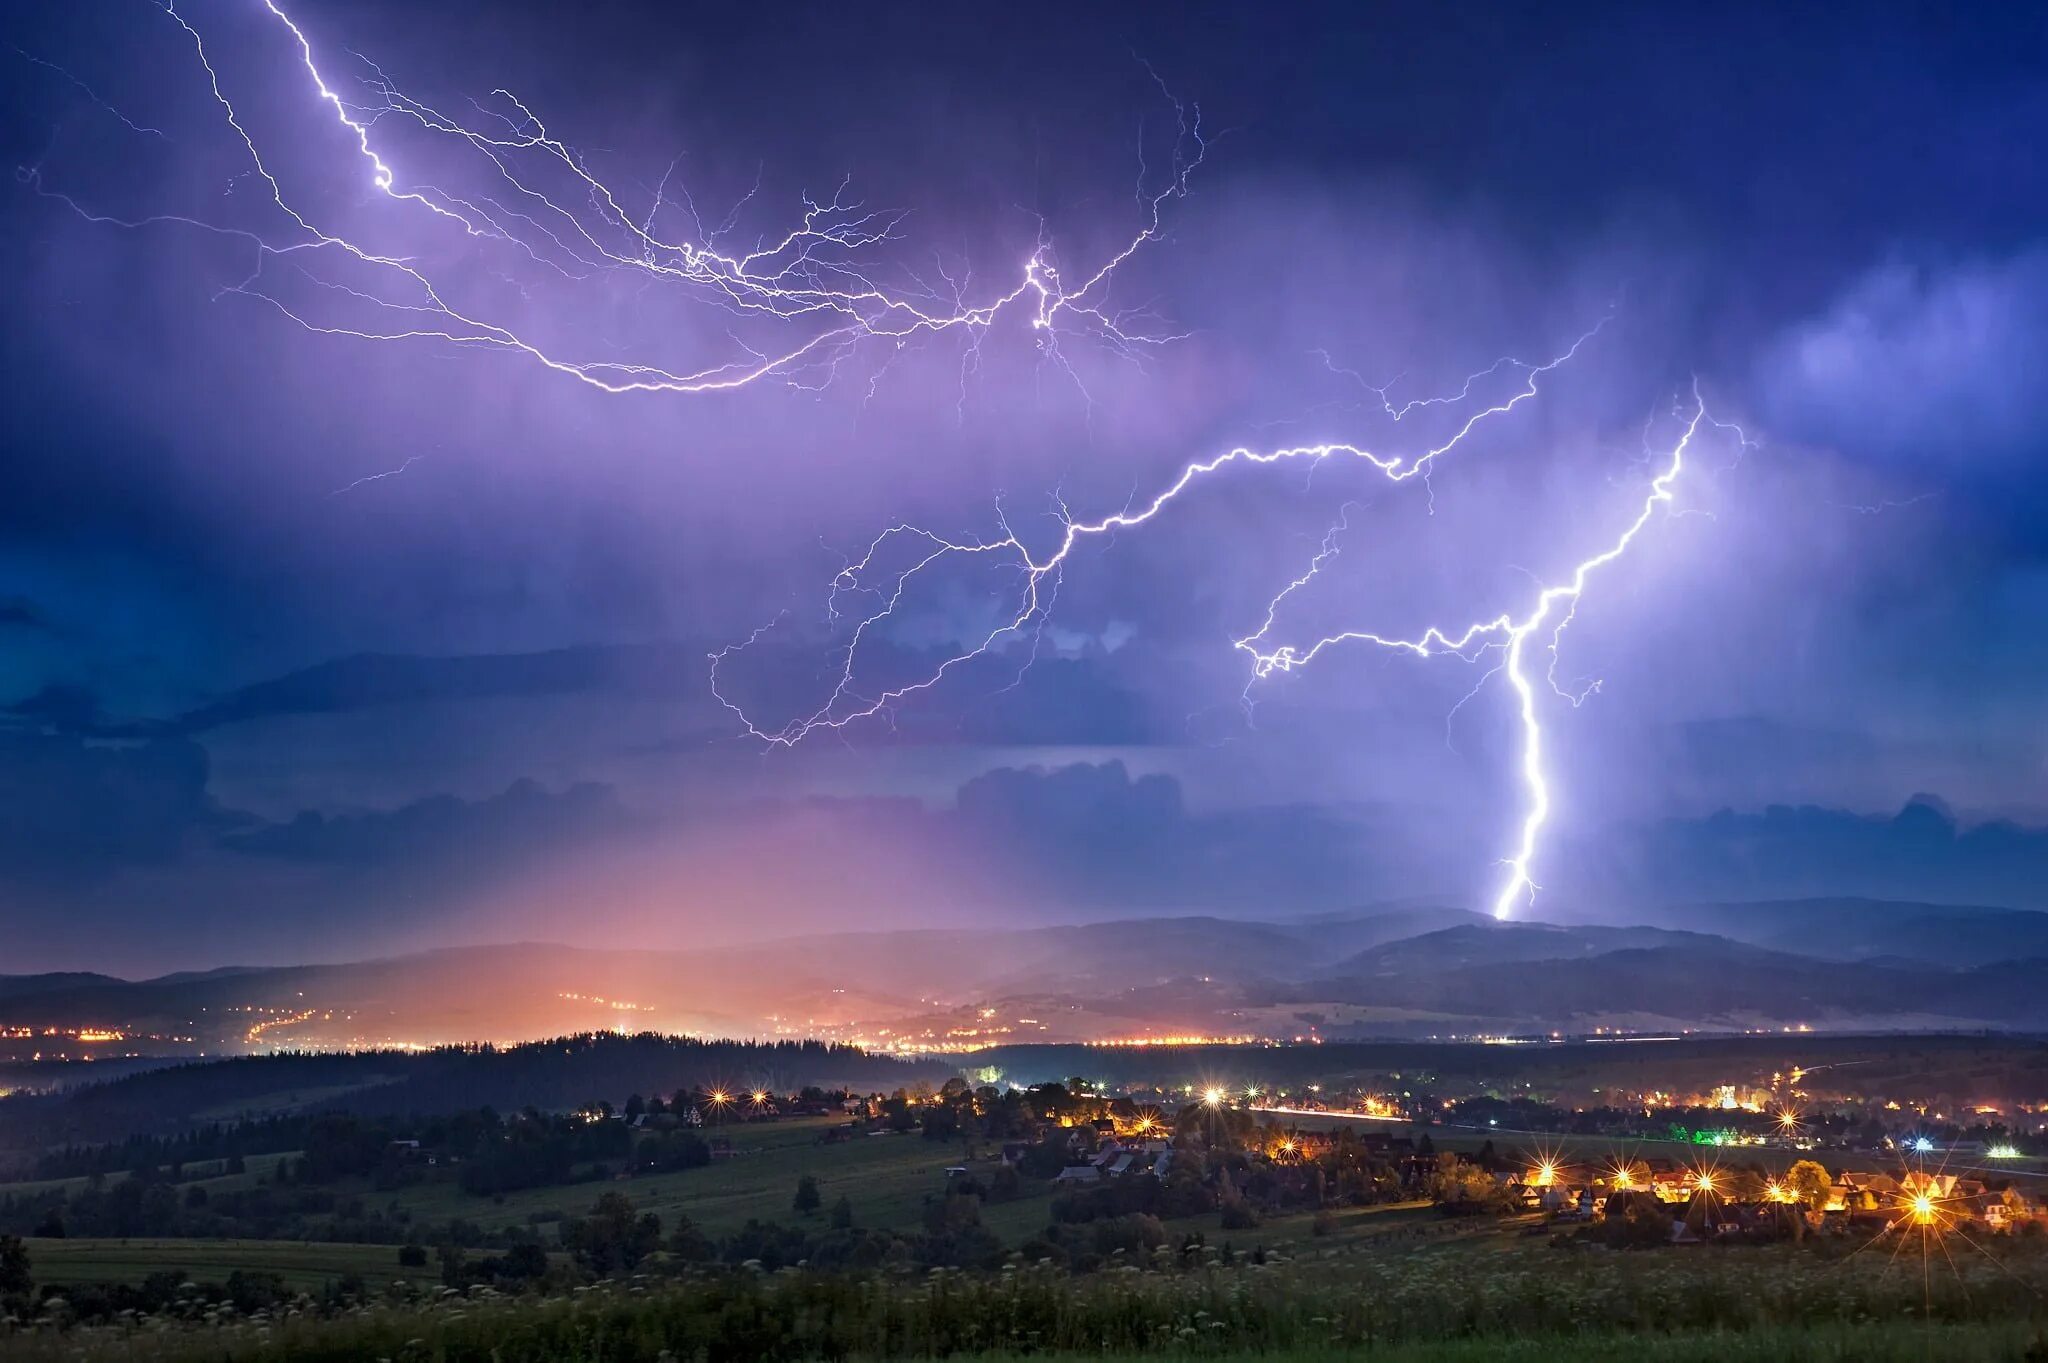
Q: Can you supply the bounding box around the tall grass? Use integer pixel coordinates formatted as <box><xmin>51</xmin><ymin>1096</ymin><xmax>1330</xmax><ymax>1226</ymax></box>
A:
<box><xmin>8</xmin><ymin>1242</ymin><xmax>2047</xmax><ymax>1362</ymax></box>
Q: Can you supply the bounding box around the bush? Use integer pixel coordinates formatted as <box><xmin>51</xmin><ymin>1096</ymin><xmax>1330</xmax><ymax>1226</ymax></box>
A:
<box><xmin>1017</xmin><ymin>1235</ymin><xmax>1069</xmax><ymax>1268</ymax></box>
<box><xmin>1220</xmin><ymin>1201</ymin><xmax>1261</xmax><ymax>1231</ymax></box>
<box><xmin>564</xmin><ymin>1192</ymin><xmax>662</xmax><ymax>1274</ymax></box>
<box><xmin>1604</xmin><ymin>1201</ymin><xmax>1676</xmax><ymax>1250</ymax></box>
<box><xmin>1091</xmin><ymin>1212</ymin><xmax>1167</xmax><ymax>1258</ymax></box>
<box><xmin>988</xmin><ymin>1164</ymin><xmax>1022</xmax><ymax>1202</ymax></box>
<box><xmin>396</xmin><ymin>1243</ymin><xmax>428</xmax><ymax>1268</ymax></box>
<box><xmin>1017</xmin><ymin>1138</ymin><xmax>1072</xmax><ymax>1180</ymax></box>
<box><xmin>720</xmin><ymin>1219</ymin><xmax>810</xmax><ymax>1271</ymax></box>
<box><xmin>667</xmin><ymin>1213</ymin><xmax>716</xmax><ymax>1262</ymax></box>
<box><xmin>0</xmin><ymin>1234</ymin><xmax>29</xmax><ymax>1297</ymax></box>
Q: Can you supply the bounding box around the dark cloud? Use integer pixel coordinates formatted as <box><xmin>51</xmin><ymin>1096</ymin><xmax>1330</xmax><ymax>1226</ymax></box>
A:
<box><xmin>1760</xmin><ymin>250</ymin><xmax>2048</xmax><ymax>471</ymax></box>
<box><xmin>0</xmin><ymin>596</ymin><xmax>58</xmax><ymax>634</ymax></box>
<box><xmin>164</xmin><ymin>646</ymin><xmax>687</xmax><ymax>735</ymax></box>
<box><xmin>222</xmin><ymin>777</ymin><xmax>630</xmax><ymax>866</ymax></box>
<box><xmin>1564</xmin><ymin>796</ymin><xmax>2048</xmax><ymax>911</ymax></box>
<box><xmin>2</xmin><ymin>0</ymin><xmax>2046</xmax><ymax>967</ymax></box>
<box><xmin>947</xmin><ymin>759</ymin><xmax>1450</xmax><ymax>910</ymax></box>
<box><xmin>0</xmin><ymin>730</ymin><xmax>235</xmax><ymax>880</ymax></box>
<box><xmin>4</xmin><ymin>682</ymin><xmax>107</xmax><ymax>733</ymax></box>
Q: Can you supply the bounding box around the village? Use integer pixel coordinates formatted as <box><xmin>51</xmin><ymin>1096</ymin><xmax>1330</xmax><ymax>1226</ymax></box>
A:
<box><xmin>656</xmin><ymin>1070</ymin><xmax>2048</xmax><ymax>1249</ymax></box>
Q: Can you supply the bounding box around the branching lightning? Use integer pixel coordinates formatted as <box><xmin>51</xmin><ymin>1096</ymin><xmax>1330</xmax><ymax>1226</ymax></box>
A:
<box><xmin>20</xmin><ymin>1</ymin><xmax>1203</xmax><ymax>399</ymax></box>
<box><xmin>713</xmin><ymin>341</ymin><xmax>1738</xmax><ymax>920</ymax></box>
<box><xmin>23</xmin><ymin>5</ymin><xmax>1748</xmax><ymax>922</ymax></box>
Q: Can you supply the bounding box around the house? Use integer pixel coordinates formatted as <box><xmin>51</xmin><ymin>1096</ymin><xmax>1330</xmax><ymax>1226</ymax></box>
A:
<box><xmin>1538</xmin><ymin>1185</ymin><xmax>1595</xmax><ymax>1217</ymax></box>
<box><xmin>1838</xmin><ymin>1172</ymin><xmax>1900</xmax><ymax>1211</ymax></box>
<box><xmin>1984</xmin><ymin>1187</ymin><xmax>2044</xmax><ymax>1232</ymax></box>
<box><xmin>1054</xmin><ymin>1165</ymin><xmax>1102</xmax><ymax>1184</ymax></box>
<box><xmin>1601</xmin><ymin>1189</ymin><xmax>1666</xmax><ymax>1221</ymax></box>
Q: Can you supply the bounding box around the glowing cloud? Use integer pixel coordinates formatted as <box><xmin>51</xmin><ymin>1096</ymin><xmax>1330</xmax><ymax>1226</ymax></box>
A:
<box><xmin>30</xmin><ymin>2</ymin><xmax>1204</xmax><ymax>399</ymax></box>
<box><xmin>715</xmin><ymin>335</ymin><xmax>1741</xmax><ymax>918</ymax></box>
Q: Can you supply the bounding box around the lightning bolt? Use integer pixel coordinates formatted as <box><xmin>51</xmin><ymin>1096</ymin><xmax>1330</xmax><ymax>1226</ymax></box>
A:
<box><xmin>329</xmin><ymin>453</ymin><xmax>424</xmax><ymax>496</ymax></box>
<box><xmin>9</xmin><ymin>44</ymin><xmax>170</xmax><ymax>141</ymax></box>
<box><xmin>28</xmin><ymin>6</ymin><xmax>1744</xmax><ymax>919</ymax></box>
<box><xmin>713</xmin><ymin>342</ymin><xmax>1735</xmax><ymax>920</ymax></box>
<box><xmin>22</xmin><ymin>2</ymin><xmax>1203</xmax><ymax>399</ymax></box>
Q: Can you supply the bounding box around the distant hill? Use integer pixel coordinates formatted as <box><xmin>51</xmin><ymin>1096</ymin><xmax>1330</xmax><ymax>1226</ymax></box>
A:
<box><xmin>0</xmin><ymin>1033</ymin><xmax>947</xmax><ymax>1153</ymax></box>
<box><xmin>1649</xmin><ymin>897</ymin><xmax>2048</xmax><ymax>968</ymax></box>
<box><xmin>1322</xmin><ymin>922</ymin><xmax>1750</xmax><ymax>978</ymax></box>
<box><xmin>6</xmin><ymin>898</ymin><xmax>2046</xmax><ymax>1051</ymax></box>
<box><xmin>1300</xmin><ymin>932</ymin><xmax>2048</xmax><ymax>1030</ymax></box>
<box><xmin>0</xmin><ymin>971</ymin><xmax>126</xmax><ymax>1001</ymax></box>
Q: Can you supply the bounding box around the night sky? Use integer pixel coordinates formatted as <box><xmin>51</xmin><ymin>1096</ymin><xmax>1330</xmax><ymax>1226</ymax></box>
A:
<box><xmin>3</xmin><ymin>1</ymin><xmax>2045</xmax><ymax>972</ymax></box>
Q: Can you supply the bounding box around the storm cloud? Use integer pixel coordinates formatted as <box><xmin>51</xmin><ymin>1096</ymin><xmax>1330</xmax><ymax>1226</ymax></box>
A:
<box><xmin>3</xmin><ymin>1</ymin><xmax>2046</xmax><ymax>970</ymax></box>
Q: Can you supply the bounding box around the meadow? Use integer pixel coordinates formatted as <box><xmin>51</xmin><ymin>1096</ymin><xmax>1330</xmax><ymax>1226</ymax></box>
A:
<box><xmin>11</xmin><ymin>1106</ymin><xmax>2048</xmax><ymax>1361</ymax></box>
<box><xmin>19</xmin><ymin>1238</ymin><xmax>408</xmax><ymax>1292</ymax></box>
<box><xmin>381</xmin><ymin>1116</ymin><xmax>1020</xmax><ymax>1240</ymax></box>
<box><xmin>7</xmin><ymin>1236</ymin><xmax>2048</xmax><ymax>1362</ymax></box>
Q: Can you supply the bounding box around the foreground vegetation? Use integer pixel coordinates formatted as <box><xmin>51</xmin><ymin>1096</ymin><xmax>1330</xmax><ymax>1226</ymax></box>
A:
<box><xmin>6</xmin><ymin>1233</ymin><xmax>2048</xmax><ymax>1361</ymax></box>
<box><xmin>8</xmin><ymin>1037</ymin><xmax>2048</xmax><ymax>1360</ymax></box>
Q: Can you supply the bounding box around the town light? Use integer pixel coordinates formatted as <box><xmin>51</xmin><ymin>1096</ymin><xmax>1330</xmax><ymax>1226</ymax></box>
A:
<box><xmin>1202</xmin><ymin>1086</ymin><xmax>1225</xmax><ymax>1106</ymax></box>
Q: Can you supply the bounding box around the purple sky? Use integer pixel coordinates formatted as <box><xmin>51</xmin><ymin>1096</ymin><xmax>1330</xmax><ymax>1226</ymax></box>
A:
<box><xmin>2</xmin><ymin>1</ymin><xmax>2045</xmax><ymax>972</ymax></box>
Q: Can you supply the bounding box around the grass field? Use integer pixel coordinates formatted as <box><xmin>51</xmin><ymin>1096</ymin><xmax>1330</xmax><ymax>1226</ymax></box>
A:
<box><xmin>9</xmin><ymin>1323</ymin><xmax>2045</xmax><ymax>1363</ymax></box>
<box><xmin>0</xmin><ymin>1151</ymin><xmax>295</xmax><ymax>1201</ymax></box>
<box><xmin>382</xmin><ymin>1115</ymin><xmax>1041</xmax><ymax>1240</ymax></box>
<box><xmin>971</xmin><ymin>1329</ymin><xmax>2048</xmax><ymax>1363</ymax></box>
<box><xmin>7</xmin><ymin>1250</ymin><xmax>2047</xmax><ymax>1362</ymax></box>
<box><xmin>22</xmin><ymin>1237</ymin><xmax>409</xmax><ymax>1291</ymax></box>
<box><xmin>367</xmin><ymin>1117</ymin><xmax>1498</xmax><ymax>1253</ymax></box>
<box><xmin>962</xmin><ymin>1328</ymin><xmax>2048</xmax><ymax>1363</ymax></box>
<box><xmin>9</xmin><ymin>1122</ymin><xmax>1482</xmax><ymax>1300</ymax></box>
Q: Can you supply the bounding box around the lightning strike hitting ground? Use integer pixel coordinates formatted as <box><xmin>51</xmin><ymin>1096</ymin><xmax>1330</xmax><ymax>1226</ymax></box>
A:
<box><xmin>714</xmin><ymin>350</ymin><xmax>1733</xmax><ymax>920</ymax></box>
<box><xmin>22</xmin><ymin>2</ymin><xmax>1203</xmax><ymax>398</ymax></box>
